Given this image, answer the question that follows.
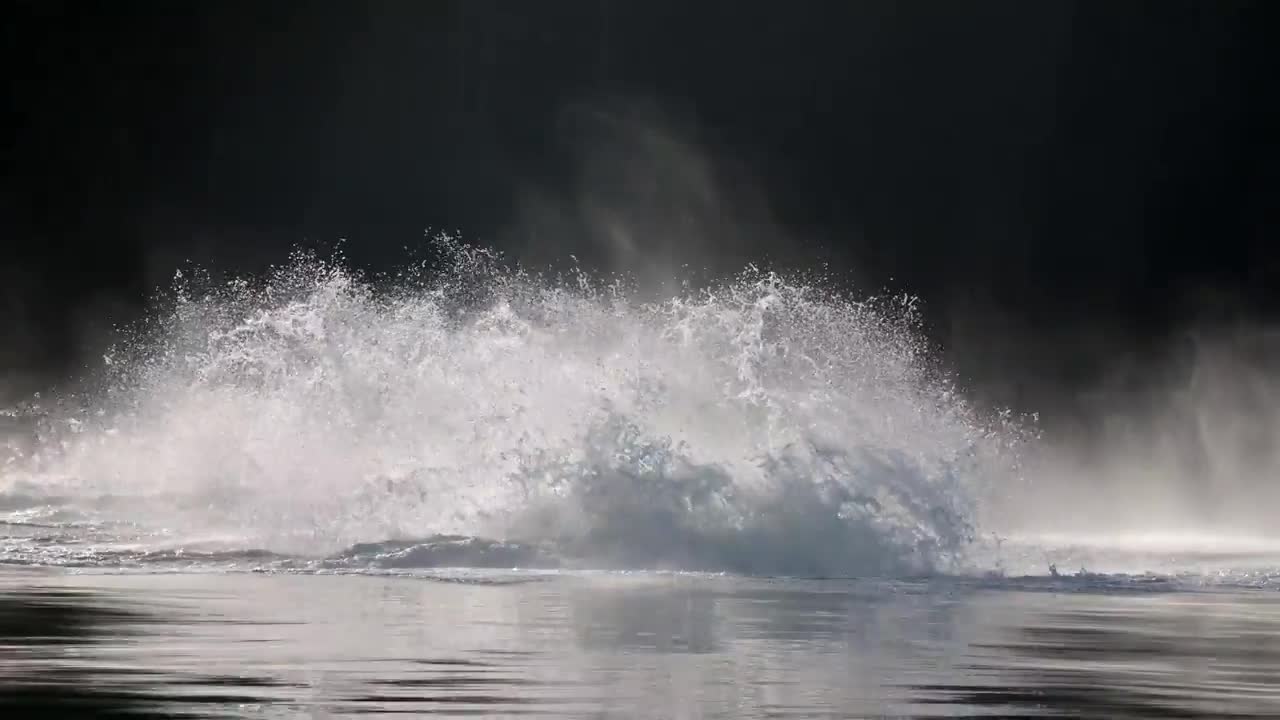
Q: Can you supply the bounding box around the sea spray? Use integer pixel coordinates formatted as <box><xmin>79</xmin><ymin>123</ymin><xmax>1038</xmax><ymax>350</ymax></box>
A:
<box><xmin>5</xmin><ymin>235</ymin><xmax>1023</xmax><ymax>576</ymax></box>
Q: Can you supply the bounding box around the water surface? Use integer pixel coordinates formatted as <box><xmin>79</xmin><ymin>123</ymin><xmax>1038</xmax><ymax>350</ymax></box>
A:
<box><xmin>3</xmin><ymin>569</ymin><xmax>1278</xmax><ymax>718</ymax></box>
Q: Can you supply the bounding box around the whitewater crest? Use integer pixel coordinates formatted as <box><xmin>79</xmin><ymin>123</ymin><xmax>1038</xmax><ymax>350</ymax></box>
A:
<box><xmin>3</xmin><ymin>235</ymin><xmax>1022</xmax><ymax>576</ymax></box>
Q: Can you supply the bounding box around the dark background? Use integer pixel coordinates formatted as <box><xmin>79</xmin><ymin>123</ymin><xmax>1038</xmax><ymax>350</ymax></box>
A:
<box><xmin>3</xmin><ymin>0</ymin><xmax>1276</xmax><ymax>428</ymax></box>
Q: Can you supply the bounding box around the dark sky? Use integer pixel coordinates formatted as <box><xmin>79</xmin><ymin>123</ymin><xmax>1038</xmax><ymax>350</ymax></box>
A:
<box><xmin>3</xmin><ymin>0</ymin><xmax>1277</xmax><ymax>419</ymax></box>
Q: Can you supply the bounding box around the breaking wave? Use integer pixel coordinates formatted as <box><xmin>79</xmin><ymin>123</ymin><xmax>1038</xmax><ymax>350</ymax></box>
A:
<box><xmin>2</xmin><ymin>236</ymin><xmax>1025</xmax><ymax>577</ymax></box>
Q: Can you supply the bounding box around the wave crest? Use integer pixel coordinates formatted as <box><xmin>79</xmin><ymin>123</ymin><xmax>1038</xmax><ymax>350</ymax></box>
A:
<box><xmin>8</xmin><ymin>236</ymin><xmax>1022</xmax><ymax>576</ymax></box>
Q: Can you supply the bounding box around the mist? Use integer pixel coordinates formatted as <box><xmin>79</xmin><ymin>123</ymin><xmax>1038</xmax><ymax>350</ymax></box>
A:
<box><xmin>990</xmin><ymin>323</ymin><xmax>1280</xmax><ymax>541</ymax></box>
<box><xmin>495</xmin><ymin>98</ymin><xmax>799</xmax><ymax>294</ymax></box>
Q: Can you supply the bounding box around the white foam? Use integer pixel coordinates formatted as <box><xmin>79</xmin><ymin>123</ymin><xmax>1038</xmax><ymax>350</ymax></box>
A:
<box><xmin>9</xmin><ymin>236</ymin><xmax>1024</xmax><ymax>576</ymax></box>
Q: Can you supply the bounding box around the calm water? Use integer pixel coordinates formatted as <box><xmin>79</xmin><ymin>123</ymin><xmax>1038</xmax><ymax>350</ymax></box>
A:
<box><xmin>3</xmin><ymin>568</ymin><xmax>1279</xmax><ymax>718</ymax></box>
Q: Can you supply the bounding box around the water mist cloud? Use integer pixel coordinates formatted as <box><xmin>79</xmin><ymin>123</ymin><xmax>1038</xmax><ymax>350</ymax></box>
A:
<box><xmin>505</xmin><ymin>98</ymin><xmax>786</xmax><ymax>292</ymax></box>
<box><xmin>991</xmin><ymin>322</ymin><xmax>1280</xmax><ymax>544</ymax></box>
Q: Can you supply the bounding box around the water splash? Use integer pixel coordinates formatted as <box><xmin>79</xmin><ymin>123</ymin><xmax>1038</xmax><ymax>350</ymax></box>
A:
<box><xmin>4</xmin><ymin>236</ymin><xmax>1022</xmax><ymax>576</ymax></box>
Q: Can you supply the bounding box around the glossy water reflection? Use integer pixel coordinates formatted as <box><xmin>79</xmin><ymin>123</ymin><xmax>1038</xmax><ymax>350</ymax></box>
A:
<box><xmin>2</xmin><ymin>570</ymin><xmax>1278</xmax><ymax>718</ymax></box>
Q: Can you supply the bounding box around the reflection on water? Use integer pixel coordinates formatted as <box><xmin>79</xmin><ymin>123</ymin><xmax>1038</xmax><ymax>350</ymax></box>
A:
<box><xmin>2</xmin><ymin>570</ymin><xmax>1279</xmax><ymax>718</ymax></box>
<box><xmin>0</xmin><ymin>584</ymin><xmax>281</xmax><ymax>717</ymax></box>
<box><xmin>917</xmin><ymin>596</ymin><xmax>1280</xmax><ymax>718</ymax></box>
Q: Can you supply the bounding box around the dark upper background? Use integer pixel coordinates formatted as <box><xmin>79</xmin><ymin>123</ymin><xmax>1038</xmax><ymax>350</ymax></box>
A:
<box><xmin>2</xmin><ymin>0</ymin><xmax>1276</xmax><ymax>430</ymax></box>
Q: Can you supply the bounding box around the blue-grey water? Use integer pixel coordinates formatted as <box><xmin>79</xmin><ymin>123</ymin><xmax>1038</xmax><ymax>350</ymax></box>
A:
<box><xmin>4</xmin><ymin>567</ymin><xmax>1280</xmax><ymax>718</ymax></box>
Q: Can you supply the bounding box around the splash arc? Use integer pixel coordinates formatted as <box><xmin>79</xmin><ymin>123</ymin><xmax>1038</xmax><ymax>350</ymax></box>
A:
<box><xmin>1</xmin><ymin>236</ymin><xmax>1020</xmax><ymax>577</ymax></box>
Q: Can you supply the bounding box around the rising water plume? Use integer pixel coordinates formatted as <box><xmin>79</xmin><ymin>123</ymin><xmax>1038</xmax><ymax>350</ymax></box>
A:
<box><xmin>2</xmin><ymin>235</ymin><xmax>1027</xmax><ymax>577</ymax></box>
